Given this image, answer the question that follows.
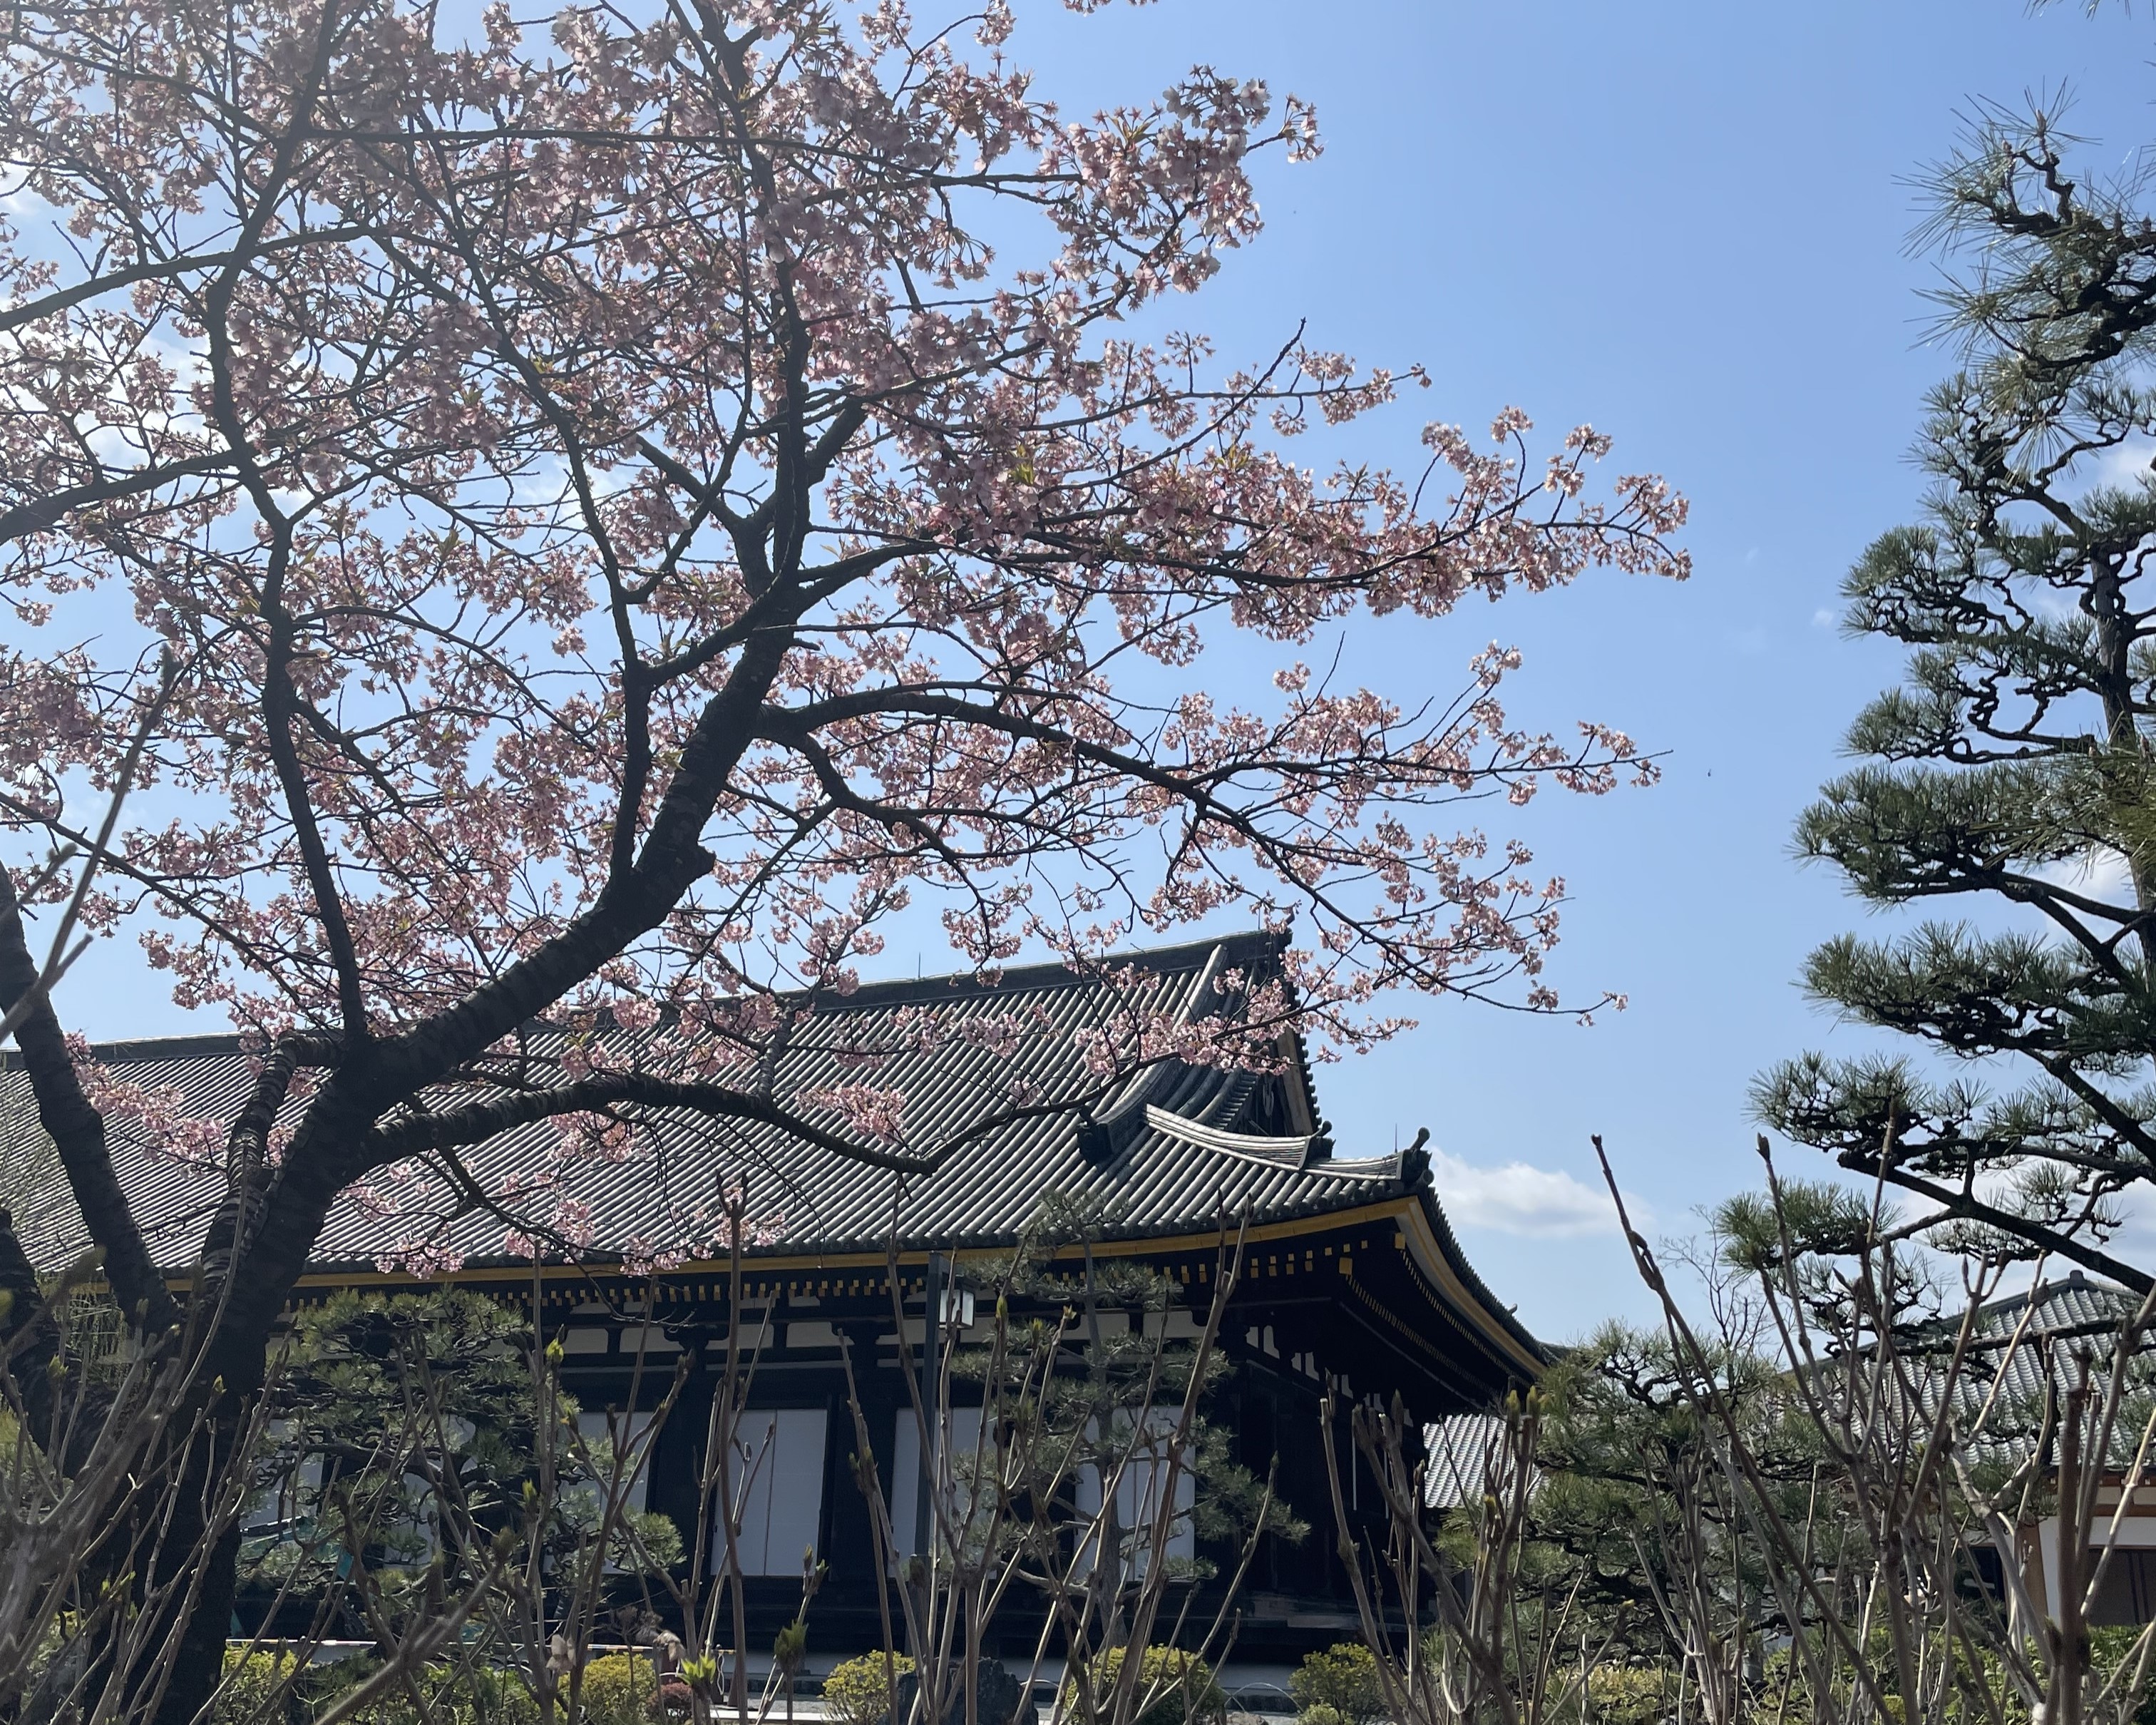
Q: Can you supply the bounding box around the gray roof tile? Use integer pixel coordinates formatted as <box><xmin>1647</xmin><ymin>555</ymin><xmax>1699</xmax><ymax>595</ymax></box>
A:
<box><xmin>0</xmin><ymin>933</ymin><xmax>1539</xmax><ymax>1363</ymax></box>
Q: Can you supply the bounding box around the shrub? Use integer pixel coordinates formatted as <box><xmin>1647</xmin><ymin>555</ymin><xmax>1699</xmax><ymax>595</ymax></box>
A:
<box><xmin>288</xmin><ymin>1655</ymin><xmax>544</xmax><ymax>1725</ymax></box>
<box><xmin>296</xmin><ymin>1654</ymin><xmax>421</xmax><ymax>1725</ymax></box>
<box><xmin>823</xmin><ymin>1652</ymin><xmax>917</xmax><ymax>1725</ymax></box>
<box><xmin>1290</xmin><ymin>1645</ymin><xmax>1382</xmax><ymax>1725</ymax></box>
<box><xmin>211</xmin><ymin>1649</ymin><xmax>305</xmax><ymax>1725</ymax></box>
<box><xmin>2093</xmin><ymin>1627</ymin><xmax>2156</xmax><ymax>1725</ymax></box>
<box><xmin>577</xmin><ymin>1654</ymin><xmax>662</xmax><ymax>1725</ymax></box>
<box><xmin>1584</xmin><ymin>1665</ymin><xmax>1670</xmax><ymax>1725</ymax></box>
<box><xmin>1065</xmin><ymin>1647</ymin><xmax>1223</xmax><ymax>1725</ymax></box>
<box><xmin>428</xmin><ymin>1662</ymin><xmax>540</xmax><ymax>1725</ymax></box>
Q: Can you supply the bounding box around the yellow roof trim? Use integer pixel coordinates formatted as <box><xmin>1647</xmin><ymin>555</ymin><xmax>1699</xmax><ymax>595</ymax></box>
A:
<box><xmin>289</xmin><ymin>1199</ymin><xmax>1423</xmax><ymax>1290</ymax></box>
<box><xmin>1397</xmin><ymin>1201</ymin><xmax>1544</xmax><ymax>1378</ymax></box>
<box><xmin>283</xmin><ymin>1195</ymin><xmax>1540</xmax><ymax>1376</ymax></box>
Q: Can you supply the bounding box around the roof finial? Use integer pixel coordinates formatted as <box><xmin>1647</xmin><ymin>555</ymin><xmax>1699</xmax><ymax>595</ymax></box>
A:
<box><xmin>1400</xmin><ymin>1127</ymin><xmax>1432</xmax><ymax>1190</ymax></box>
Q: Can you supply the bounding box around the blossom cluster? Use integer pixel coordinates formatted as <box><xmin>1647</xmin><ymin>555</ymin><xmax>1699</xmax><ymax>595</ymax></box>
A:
<box><xmin>0</xmin><ymin>0</ymin><xmax>1685</xmax><ymax>1272</ymax></box>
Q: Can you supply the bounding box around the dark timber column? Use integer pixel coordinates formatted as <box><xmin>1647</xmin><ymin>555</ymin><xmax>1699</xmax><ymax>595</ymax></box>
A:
<box><xmin>913</xmin><ymin>1251</ymin><xmax>948</xmax><ymax>1562</ymax></box>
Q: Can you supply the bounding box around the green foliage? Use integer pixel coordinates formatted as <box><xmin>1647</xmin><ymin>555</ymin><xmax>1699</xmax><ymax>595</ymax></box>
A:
<box><xmin>292</xmin><ymin>1654</ymin><xmax>418</xmax><ymax>1725</ymax></box>
<box><xmin>1444</xmin><ymin>1318</ymin><xmax>1859</xmax><ymax>1686</ymax></box>
<box><xmin>575</xmin><ymin>1653</ymin><xmax>662</xmax><ymax>1725</ymax></box>
<box><xmin>1753</xmin><ymin>1625</ymin><xmax>2022</xmax><ymax>1725</ymax></box>
<box><xmin>211</xmin><ymin>1649</ymin><xmax>305</xmax><ymax>1725</ymax></box>
<box><xmin>1289</xmin><ymin>1644</ymin><xmax>1383</xmax><ymax>1725</ymax></box>
<box><xmin>940</xmin><ymin>1197</ymin><xmax>1305</xmax><ymax>1592</ymax></box>
<box><xmin>282</xmin><ymin>1655</ymin><xmax>540</xmax><ymax>1725</ymax></box>
<box><xmin>1064</xmin><ymin>1646</ymin><xmax>1224</xmax><ymax>1725</ymax></box>
<box><xmin>438</xmin><ymin>1664</ymin><xmax>542</xmax><ymax>1725</ymax></box>
<box><xmin>1581</xmin><ymin>1664</ymin><xmax>1672</xmax><ymax>1725</ymax></box>
<box><xmin>250</xmin><ymin>1288</ymin><xmax>679</xmax><ymax>1604</ymax></box>
<box><xmin>1715</xmin><ymin>1179</ymin><xmax>1881</xmax><ymax>1275</ymax></box>
<box><xmin>1712</xmin><ymin>1181</ymin><xmax>1940</xmax><ymax>1336</ymax></box>
<box><xmin>1760</xmin><ymin>85</ymin><xmax>2156</xmax><ymax>1280</ymax></box>
<box><xmin>26</xmin><ymin>1632</ymin><xmax>466</xmax><ymax>1725</ymax></box>
<box><xmin>2093</xmin><ymin>1627</ymin><xmax>2156</xmax><ymax>1725</ymax></box>
<box><xmin>823</xmin><ymin>1653</ymin><xmax>916</xmax><ymax>1725</ymax></box>
<box><xmin>1587</xmin><ymin>1658</ymin><xmax>1661</xmax><ymax>1725</ymax></box>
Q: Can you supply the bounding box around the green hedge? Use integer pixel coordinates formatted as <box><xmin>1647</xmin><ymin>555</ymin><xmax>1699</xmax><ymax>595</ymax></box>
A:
<box><xmin>1064</xmin><ymin>1647</ymin><xmax>1223</xmax><ymax>1725</ymax></box>
<box><xmin>1290</xmin><ymin>1644</ymin><xmax>1383</xmax><ymax>1725</ymax></box>
<box><xmin>824</xmin><ymin>1652</ymin><xmax>917</xmax><ymax>1725</ymax></box>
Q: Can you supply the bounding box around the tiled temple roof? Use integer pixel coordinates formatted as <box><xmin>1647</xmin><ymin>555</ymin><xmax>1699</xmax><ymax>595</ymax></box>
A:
<box><xmin>1926</xmin><ymin>1271</ymin><xmax>2152</xmax><ymax>1453</ymax></box>
<box><xmin>2</xmin><ymin>931</ymin><xmax>1543</xmax><ymax>1366</ymax></box>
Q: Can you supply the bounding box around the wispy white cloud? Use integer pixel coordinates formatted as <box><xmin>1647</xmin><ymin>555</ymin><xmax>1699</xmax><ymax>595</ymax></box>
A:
<box><xmin>0</xmin><ymin>188</ymin><xmax>57</xmax><ymax>220</ymax></box>
<box><xmin>2087</xmin><ymin>439</ymin><xmax>2156</xmax><ymax>493</ymax></box>
<box><xmin>1427</xmin><ymin>1146</ymin><xmax>1646</xmax><ymax>1239</ymax></box>
<box><xmin>2032</xmin><ymin>844</ymin><xmax>2135</xmax><ymax>901</ymax></box>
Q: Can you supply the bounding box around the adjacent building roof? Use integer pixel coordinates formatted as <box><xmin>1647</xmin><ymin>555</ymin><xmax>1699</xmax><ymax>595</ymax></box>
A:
<box><xmin>1</xmin><ymin>931</ymin><xmax>1543</xmax><ymax>1368</ymax></box>
<box><xmin>1422</xmin><ymin>1411</ymin><xmax>1529</xmax><ymax>1509</ymax></box>
<box><xmin>1927</xmin><ymin>1272</ymin><xmax>2154</xmax><ymax>1449</ymax></box>
<box><xmin>1775</xmin><ymin>1271</ymin><xmax>2156</xmax><ymax>1474</ymax></box>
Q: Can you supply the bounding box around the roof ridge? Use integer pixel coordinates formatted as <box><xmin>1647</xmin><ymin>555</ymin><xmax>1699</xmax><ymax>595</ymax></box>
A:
<box><xmin>0</xmin><ymin>1030</ymin><xmax>249</xmax><ymax>1066</ymax></box>
<box><xmin>1141</xmin><ymin>1102</ymin><xmax>1315</xmax><ymax>1168</ymax></box>
<box><xmin>828</xmin><ymin>928</ymin><xmax>1283</xmax><ymax>1012</ymax></box>
<box><xmin>17</xmin><ymin>930</ymin><xmax>1293</xmax><ymax>1064</ymax></box>
<box><xmin>1970</xmin><ymin>1269</ymin><xmax>2135</xmax><ymax>1325</ymax></box>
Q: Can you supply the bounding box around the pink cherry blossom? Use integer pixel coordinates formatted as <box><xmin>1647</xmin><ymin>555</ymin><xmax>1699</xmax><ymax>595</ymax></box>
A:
<box><xmin>0</xmin><ymin>0</ymin><xmax>1683</xmax><ymax>1343</ymax></box>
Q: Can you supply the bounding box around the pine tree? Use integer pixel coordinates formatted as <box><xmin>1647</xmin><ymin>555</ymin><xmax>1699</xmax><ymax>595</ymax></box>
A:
<box><xmin>1755</xmin><ymin>99</ymin><xmax>2156</xmax><ymax>1292</ymax></box>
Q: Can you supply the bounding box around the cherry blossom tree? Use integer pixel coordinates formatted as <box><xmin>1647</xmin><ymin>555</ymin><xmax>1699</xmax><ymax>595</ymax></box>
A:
<box><xmin>0</xmin><ymin>0</ymin><xmax>1686</xmax><ymax>1710</ymax></box>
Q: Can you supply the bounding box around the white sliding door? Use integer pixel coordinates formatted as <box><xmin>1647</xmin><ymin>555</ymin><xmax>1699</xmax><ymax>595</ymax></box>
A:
<box><xmin>1074</xmin><ymin>1408</ymin><xmax>1197</xmax><ymax>1577</ymax></box>
<box><xmin>709</xmin><ymin>1407</ymin><xmax>827</xmax><ymax>1577</ymax></box>
<box><xmin>888</xmin><ymin>1406</ymin><xmax>990</xmax><ymax>1562</ymax></box>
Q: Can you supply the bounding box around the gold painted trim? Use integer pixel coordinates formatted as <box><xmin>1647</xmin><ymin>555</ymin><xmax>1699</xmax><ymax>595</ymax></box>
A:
<box><xmin>290</xmin><ymin>1199</ymin><xmax>1420</xmax><ymax>1289</ymax></box>
<box><xmin>1396</xmin><ymin>1202</ymin><xmax>1544</xmax><ymax>1378</ymax></box>
<box><xmin>284</xmin><ymin>1194</ymin><xmax>1539</xmax><ymax>1376</ymax></box>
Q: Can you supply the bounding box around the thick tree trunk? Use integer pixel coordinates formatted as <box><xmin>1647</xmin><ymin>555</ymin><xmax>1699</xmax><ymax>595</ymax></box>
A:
<box><xmin>0</xmin><ymin>1203</ymin><xmax>249</xmax><ymax>1725</ymax></box>
<box><xmin>129</xmin><ymin>1328</ymin><xmax>266</xmax><ymax>1725</ymax></box>
<box><xmin>0</xmin><ymin>625</ymin><xmax>799</xmax><ymax>1724</ymax></box>
<box><xmin>143</xmin><ymin>1415</ymin><xmax>250</xmax><ymax>1725</ymax></box>
<box><xmin>0</xmin><ymin>866</ymin><xmax>178</xmax><ymax>1334</ymax></box>
<box><xmin>0</xmin><ymin>1208</ymin><xmax>56</xmax><ymax>1445</ymax></box>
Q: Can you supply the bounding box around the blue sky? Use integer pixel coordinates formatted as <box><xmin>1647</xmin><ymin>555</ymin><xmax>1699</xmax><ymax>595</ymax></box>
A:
<box><xmin>39</xmin><ymin>0</ymin><xmax>2156</xmax><ymax>1338</ymax></box>
<box><xmin>990</xmin><ymin>0</ymin><xmax>2156</xmax><ymax>1336</ymax></box>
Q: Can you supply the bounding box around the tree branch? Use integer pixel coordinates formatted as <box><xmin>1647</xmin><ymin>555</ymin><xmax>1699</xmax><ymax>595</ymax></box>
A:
<box><xmin>1836</xmin><ymin>1147</ymin><xmax>2152</xmax><ymax>1294</ymax></box>
<box><xmin>0</xmin><ymin>863</ymin><xmax>179</xmax><ymax>1331</ymax></box>
<box><xmin>363</xmin><ymin>1071</ymin><xmax>938</xmax><ymax>1173</ymax></box>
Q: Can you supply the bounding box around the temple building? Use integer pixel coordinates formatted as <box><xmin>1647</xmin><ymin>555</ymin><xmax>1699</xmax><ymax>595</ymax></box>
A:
<box><xmin>6</xmin><ymin>931</ymin><xmax>1544</xmax><ymax>1663</ymax></box>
